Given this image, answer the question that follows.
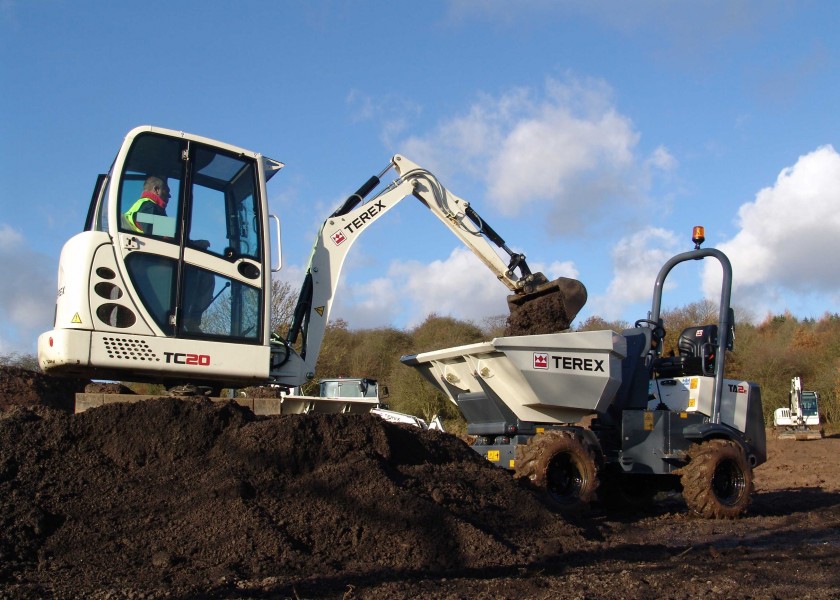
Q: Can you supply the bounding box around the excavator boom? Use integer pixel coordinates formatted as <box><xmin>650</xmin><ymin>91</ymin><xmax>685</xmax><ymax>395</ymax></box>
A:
<box><xmin>283</xmin><ymin>154</ymin><xmax>586</xmax><ymax>375</ymax></box>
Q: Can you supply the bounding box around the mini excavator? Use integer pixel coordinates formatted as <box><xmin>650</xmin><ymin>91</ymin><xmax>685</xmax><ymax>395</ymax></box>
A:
<box><xmin>38</xmin><ymin>125</ymin><xmax>584</xmax><ymax>392</ymax></box>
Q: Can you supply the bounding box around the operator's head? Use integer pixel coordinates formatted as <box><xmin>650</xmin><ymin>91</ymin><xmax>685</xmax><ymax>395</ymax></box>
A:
<box><xmin>144</xmin><ymin>176</ymin><xmax>171</xmax><ymax>205</ymax></box>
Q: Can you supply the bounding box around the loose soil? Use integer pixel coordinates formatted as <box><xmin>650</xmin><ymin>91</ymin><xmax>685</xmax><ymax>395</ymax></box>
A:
<box><xmin>1</xmin><ymin>366</ymin><xmax>839</xmax><ymax>599</ymax></box>
<box><xmin>504</xmin><ymin>277</ymin><xmax>588</xmax><ymax>336</ymax></box>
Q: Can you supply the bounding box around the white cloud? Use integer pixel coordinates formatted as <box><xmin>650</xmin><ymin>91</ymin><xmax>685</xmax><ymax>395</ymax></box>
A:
<box><xmin>346</xmin><ymin>90</ymin><xmax>423</xmax><ymax>147</ymax></box>
<box><xmin>329</xmin><ymin>276</ymin><xmax>403</xmax><ymax>329</ymax></box>
<box><xmin>443</xmin><ymin>1</ymin><xmax>787</xmax><ymax>54</ymax></box>
<box><xmin>395</xmin><ymin>75</ymin><xmax>661</xmax><ymax>236</ymax></box>
<box><xmin>327</xmin><ymin>245</ymin><xmax>584</xmax><ymax>330</ymax></box>
<box><xmin>706</xmin><ymin>145</ymin><xmax>840</xmax><ymax>315</ymax></box>
<box><xmin>331</xmin><ymin>247</ymin><xmax>512</xmax><ymax>329</ymax></box>
<box><xmin>445</xmin><ymin>0</ymin><xmax>560</xmax><ymax>24</ymax></box>
<box><xmin>0</xmin><ymin>0</ymin><xmax>20</xmax><ymax>27</ymax></box>
<box><xmin>487</xmin><ymin>106</ymin><xmax>637</xmax><ymax>215</ymax></box>
<box><xmin>591</xmin><ymin>227</ymin><xmax>681</xmax><ymax>320</ymax></box>
<box><xmin>394</xmin><ymin>247</ymin><xmax>511</xmax><ymax>326</ymax></box>
<box><xmin>0</xmin><ymin>222</ymin><xmax>24</xmax><ymax>250</ymax></box>
<box><xmin>646</xmin><ymin>145</ymin><xmax>678</xmax><ymax>172</ymax></box>
<box><xmin>532</xmin><ymin>259</ymin><xmax>580</xmax><ymax>281</ymax></box>
<box><xmin>338</xmin><ymin>76</ymin><xmax>679</xmax><ymax>329</ymax></box>
<box><xmin>0</xmin><ymin>223</ymin><xmax>56</xmax><ymax>354</ymax></box>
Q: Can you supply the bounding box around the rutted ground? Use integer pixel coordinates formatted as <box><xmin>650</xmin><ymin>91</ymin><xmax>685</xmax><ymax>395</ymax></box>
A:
<box><xmin>1</xmin><ymin>366</ymin><xmax>838</xmax><ymax>599</ymax></box>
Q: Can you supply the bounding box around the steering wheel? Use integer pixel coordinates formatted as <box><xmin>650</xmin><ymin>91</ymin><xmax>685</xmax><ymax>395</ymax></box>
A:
<box><xmin>634</xmin><ymin>319</ymin><xmax>666</xmax><ymax>341</ymax></box>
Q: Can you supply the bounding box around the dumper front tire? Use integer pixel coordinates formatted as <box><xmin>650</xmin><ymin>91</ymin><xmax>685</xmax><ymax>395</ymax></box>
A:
<box><xmin>515</xmin><ymin>430</ymin><xmax>598</xmax><ymax>509</ymax></box>
<box><xmin>679</xmin><ymin>439</ymin><xmax>753</xmax><ymax>519</ymax></box>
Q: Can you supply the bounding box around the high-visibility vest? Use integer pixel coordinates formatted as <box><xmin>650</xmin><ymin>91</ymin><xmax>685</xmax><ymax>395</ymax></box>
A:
<box><xmin>123</xmin><ymin>197</ymin><xmax>156</xmax><ymax>233</ymax></box>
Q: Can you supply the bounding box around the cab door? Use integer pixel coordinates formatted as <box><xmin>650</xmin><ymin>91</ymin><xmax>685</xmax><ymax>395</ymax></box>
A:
<box><xmin>115</xmin><ymin>131</ymin><xmax>266</xmax><ymax>344</ymax></box>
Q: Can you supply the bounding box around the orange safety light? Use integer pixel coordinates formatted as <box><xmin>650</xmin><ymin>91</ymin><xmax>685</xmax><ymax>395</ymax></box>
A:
<box><xmin>692</xmin><ymin>226</ymin><xmax>705</xmax><ymax>249</ymax></box>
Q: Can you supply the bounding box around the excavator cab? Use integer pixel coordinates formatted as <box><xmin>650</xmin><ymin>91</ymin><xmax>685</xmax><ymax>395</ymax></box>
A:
<box><xmin>39</xmin><ymin>126</ymin><xmax>285</xmax><ymax>387</ymax></box>
<box><xmin>85</xmin><ymin>129</ymin><xmax>282</xmax><ymax>340</ymax></box>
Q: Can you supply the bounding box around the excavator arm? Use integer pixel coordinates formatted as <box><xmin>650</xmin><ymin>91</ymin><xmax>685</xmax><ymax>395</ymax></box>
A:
<box><xmin>274</xmin><ymin>154</ymin><xmax>585</xmax><ymax>384</ymax></box>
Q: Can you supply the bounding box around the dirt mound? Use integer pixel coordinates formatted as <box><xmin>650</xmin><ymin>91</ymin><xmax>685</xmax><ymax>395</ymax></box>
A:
<box><xmin>84</xmin><ymin>381</ymin><xmax>134</xmax><ymax>394</ymax></box>
<box><xmin>0</xmin><ymin>366</ymin><xmax>87</xmax><ymax>413</ymax></box>
<box><xmin>4</xmin><ymin>367</ymin><xmax>840</xmax><ymax>599</ymax></box>
<box><xmin>0</xmin><ymin>367</ymin><xmax>583</xmax><ymax>598</ymax></box>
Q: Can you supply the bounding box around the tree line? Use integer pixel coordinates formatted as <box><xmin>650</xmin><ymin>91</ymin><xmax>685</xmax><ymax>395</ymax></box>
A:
<box><xmin>3</xmin><ymin>280</ymin><xmax>837</xmax><ymax>432</ymax></box>
<box><xmin>282</xmin><ymin>293</ymin><xmax>839</xmax><ymax>433</ymax></box>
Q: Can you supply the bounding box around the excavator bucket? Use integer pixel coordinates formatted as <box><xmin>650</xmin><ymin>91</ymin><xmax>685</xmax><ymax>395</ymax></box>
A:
<box><xmin>505</xmin><ymin>276</ymin><xmax>587</xmax><ymax>335</ymax></box>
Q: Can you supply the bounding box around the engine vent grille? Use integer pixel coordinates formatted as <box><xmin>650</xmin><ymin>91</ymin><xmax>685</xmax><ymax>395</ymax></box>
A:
<box><xmin>102</xmin><ymin>337</ymin><xmax>160</xmax><ymax>362</ymax></box>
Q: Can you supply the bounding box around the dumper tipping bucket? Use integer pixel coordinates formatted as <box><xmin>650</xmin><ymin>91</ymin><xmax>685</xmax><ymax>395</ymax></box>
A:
<box><xmin>506</xmin><ymin>276</ymin><xmax>588</xmax><ymax>336</ymax></box>
<box><xmin>402</xmin><ymin>330</ymin><xmax>625</xmax><ymax>425</ymax></box>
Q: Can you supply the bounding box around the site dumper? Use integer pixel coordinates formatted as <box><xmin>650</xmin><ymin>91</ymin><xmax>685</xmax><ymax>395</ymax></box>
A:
<box><xmin>404</xmin><ymin>230</ymin><xmax>767</xmax><ymax>519</ymax></box>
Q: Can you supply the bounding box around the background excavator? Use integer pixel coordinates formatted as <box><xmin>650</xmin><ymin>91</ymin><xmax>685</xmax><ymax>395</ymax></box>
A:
<box><xmin>773</xmin><ymin>376</ymin><xmax>823</xmax><ymax>440</ymax></box>
<box><xmin>38</xmin><ymin>125</ymin><xmax>584</xmax><ymax>395</ymax></box>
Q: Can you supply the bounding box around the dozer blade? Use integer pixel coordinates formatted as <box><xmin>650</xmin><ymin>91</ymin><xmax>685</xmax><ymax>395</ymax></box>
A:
<box><xmin>505</xmin><ymin>276</ymin><xmax>588</xmax><ymax>335</ymax></box>
<box><xmin>777</xmin><ymin>428</ymin><xmax>824</xmax><ymax>441</ymax></box>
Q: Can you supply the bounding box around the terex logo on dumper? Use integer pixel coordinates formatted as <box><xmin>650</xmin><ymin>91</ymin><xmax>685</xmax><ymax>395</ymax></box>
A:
<box><xmin>534</xmin><ymin>354</ymin><xmax>605</xmax><ymax>372</ymax></box>
<box><xmin>164</xmin><ymin>352</ymin><xmax>211</xmax><ymax>366</ymax></box>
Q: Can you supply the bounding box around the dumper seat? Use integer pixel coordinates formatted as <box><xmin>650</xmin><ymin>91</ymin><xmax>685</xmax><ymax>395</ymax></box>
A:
<box><xmin>652</xmin><ymin>324</ymin><xmax>718</xmax><ymax>378</ymax></box>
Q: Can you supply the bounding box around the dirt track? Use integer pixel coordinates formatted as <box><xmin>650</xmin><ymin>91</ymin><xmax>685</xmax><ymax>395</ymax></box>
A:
<box><xmin>1</xmin><ymin>366</ymin><xmax>839</xmax><ymax>599</ymax></box>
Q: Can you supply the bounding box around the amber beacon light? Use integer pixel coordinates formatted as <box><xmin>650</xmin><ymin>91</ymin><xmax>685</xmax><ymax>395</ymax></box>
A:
<box><xmin>692</xmin><ymin>226</ymin><xmax>705</xmax><ymax>249</ymax></box>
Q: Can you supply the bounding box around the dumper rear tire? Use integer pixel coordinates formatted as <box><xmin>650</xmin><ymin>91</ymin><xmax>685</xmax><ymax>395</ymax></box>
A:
<box><xmin>679</xmin><ymin>439</ymin><xmax>753</xmax><ymax>519</ymax></box>
<box><xmin>515</xmin><ymin>430</ymin><xmax>598</xmax><ymax>509</ymax></box>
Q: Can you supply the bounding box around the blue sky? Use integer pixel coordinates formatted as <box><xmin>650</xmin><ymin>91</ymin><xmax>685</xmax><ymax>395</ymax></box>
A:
<box><xmin>1</xmin><ymin>0</ymin><xmax>838</xmax><ymax>354</ymax></box>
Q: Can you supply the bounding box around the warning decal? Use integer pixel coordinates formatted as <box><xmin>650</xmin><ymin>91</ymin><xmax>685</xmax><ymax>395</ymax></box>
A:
<box><xmin>71</xmin><ymin>313</ymin><xmax>82</xmax><ymax>324</ymax></box>
<box><xmin>314</xmin><ymin>306</ymin><xmax>325</xmax><ymax>316</ymax></box>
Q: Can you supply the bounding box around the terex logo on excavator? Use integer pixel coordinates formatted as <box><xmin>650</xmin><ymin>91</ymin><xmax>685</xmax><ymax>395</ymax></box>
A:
<box><xmin>164</xmin><ymin>352</ymin><xmax>211</xmax><ymax>366</ymax></box>
<box><xmin>342</xmin><ymin>200</ymin><xmax>386</xmax><ymax>234</ymax></box>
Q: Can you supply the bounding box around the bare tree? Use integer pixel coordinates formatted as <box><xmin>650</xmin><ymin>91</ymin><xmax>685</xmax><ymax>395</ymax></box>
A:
<box><xmin>270</xmin><ymin>278</ymin><xmax>298</xmax><ymax>335</ymax></box>
<box><xmin>197</xmin><ymin>276</ymin><xmax>298</xmax><ymax>339</ymax></box>
<box><xmin>576</xmin><ymin>315</ymin><xmax>630</xmax><ymax>333</ymax></box>
<box><xmin>0</xmin><ymin>352</ymin><xmax>39</xmax><ymax>370</ymax></box>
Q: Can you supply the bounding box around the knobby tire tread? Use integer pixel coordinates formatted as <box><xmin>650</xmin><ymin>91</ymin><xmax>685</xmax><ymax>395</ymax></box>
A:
<box><xmin>679</xmin><ymin>438</ymin><xmax>753</xmax><ymax>519</ymax></box>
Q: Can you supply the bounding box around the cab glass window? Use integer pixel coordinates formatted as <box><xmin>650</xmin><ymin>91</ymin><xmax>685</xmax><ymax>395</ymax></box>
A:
<box><xmin>124</xmin><ymin>253</ymin><xmax>177</xmax><ymax>334</ymax></box>
<box><xmin>84</xmin><ymin>174</ymin><xmax>110</xmax><ymax>233</ymax></box>
<box><xmin>95</xmin><ymin>176</ymin><xmax>111</xmax><ymax>232</ymax></box>
<box><xmin>188</xmin><ymin>146</ymin><xmax>261</xmax><ymax>261</ymax></box>
<box><xmin>117</xmin><ymin>133</ymin><xmax>183</xmax><ymax>241</ymax></box>
<box><xmin>187</xmin><ymin>269</ymin><xmax>261</xmax><ymax>340</ymax></box>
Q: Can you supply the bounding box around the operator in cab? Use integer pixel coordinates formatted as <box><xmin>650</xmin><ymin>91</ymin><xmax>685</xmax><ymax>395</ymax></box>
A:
<box><xmin>122</xmin><ymin>175</ymin><xmax>213</xmax><ymax>333</ymax></box>
<box><xmin>123</xmin><ymin>176</ymin><xmax>170</xmax><ymax>235</ymax></box>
